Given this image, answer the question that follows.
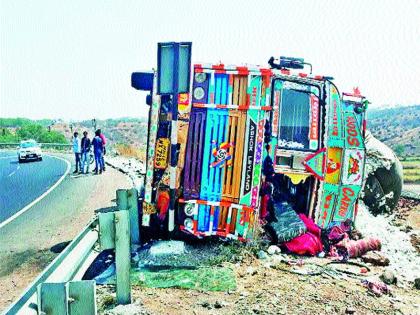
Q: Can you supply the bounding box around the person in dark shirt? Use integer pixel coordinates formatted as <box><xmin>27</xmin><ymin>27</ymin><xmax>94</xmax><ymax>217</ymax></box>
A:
<box><xmin>80</xmin><ymin>131</ymin><xmax>91</xmax><ymax>174</ymax></box>
<box><xmin>91</xmin><ymin>130</ymin><xmax>104</xmax><ymax>174</ymax></box>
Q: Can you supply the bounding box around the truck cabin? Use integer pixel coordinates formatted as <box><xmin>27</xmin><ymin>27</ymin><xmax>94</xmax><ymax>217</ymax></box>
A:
<box><xmin>266</xmin><ymin>65</ymin><xmax>325</xmax><ymax>220</ymax></box>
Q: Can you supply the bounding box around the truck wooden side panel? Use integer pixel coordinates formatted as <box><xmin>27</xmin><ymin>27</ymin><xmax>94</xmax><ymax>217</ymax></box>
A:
<box><xmin>222</xmin><ymin>110</ymin><xmax>246</xmax><ymax>202</ymax></box>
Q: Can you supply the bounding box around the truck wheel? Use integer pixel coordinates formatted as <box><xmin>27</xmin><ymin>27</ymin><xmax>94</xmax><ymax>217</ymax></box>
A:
<box><xmin>362</xmin><ymin>132</ymin><xmax>403</xmax><ymax>215</ymax></box>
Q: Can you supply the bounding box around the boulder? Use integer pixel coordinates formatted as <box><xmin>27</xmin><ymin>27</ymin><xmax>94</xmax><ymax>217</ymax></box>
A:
<box><xmin>380</xmin><ymin>270</ymin><xmax>397</xmax><ymax>285</ymax></box>
<box><xmin>257</xmin><ymin>250</ymin><xmax>269</xmax><ymax>260</ymax></box>
<box><xmin>414</xmin><ymin>278</ymin><xmax>420</xmax><ymax>290</ymax></box>
<box><xmin>267</xmin><ymin>245</ymin><xmax>281</xmax><ymax>255</ymax></box>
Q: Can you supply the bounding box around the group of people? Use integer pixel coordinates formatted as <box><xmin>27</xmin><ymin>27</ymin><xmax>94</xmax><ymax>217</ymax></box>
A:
<box><xmin>72</xmin><ymin>129</ymin><xmax>106</xmax><ymax>175</ymax></box>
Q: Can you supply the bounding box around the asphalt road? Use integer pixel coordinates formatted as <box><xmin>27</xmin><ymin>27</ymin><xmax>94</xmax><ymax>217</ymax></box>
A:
<box><xmin>0</xmin><ymin>151</ymin><xmax>131</xmax><ymax>310</ymax></box>
<box><xmin>0</xmin><ymin>151</ymin><xmax>70</xmax><ymax>224</ymax></box>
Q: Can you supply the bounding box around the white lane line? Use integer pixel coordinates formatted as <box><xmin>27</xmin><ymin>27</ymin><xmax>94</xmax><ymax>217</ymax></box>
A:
<box><xmin>0</xmin><ymin>154</ymin><xmax>71</xmax><ymax>229</ymax></box>
<box><xmin>8</xmin><ymin>170</ymin><xmax>16</xmax><ymax>177</ymax></box>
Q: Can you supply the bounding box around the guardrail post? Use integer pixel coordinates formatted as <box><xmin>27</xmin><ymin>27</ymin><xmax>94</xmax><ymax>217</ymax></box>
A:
<box><xmin>127</xmin><ymin>188</ymin><xmax>140</xmax><ymax>244</ymax></box>
<box><xmin>115</xmin><ymin>210</ymin><xmax>131</xmax><ymax>305</ymax></box>
<box><xmin>116</xmin><ymin>189</ymin><xmax>128</xmax><ymax>211</ymax></box>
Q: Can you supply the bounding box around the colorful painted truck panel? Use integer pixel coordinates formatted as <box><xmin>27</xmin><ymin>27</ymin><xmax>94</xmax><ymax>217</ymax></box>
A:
<box><xmin>181</xmin><ymin>68</ymin><xmax>268</xmax><ymax>238</ymax></box>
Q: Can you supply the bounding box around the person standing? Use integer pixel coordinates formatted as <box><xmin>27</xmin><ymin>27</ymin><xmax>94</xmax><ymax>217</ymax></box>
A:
<box><xmin>80</xmin><ymin>131</ymin><xmax>91</xmax><ymax>174</ymax></box>
<box><xmin>98</xmin><ymin>129</ymin><xmax>107</xmax><ymax>172</ymax></box>
<box><xmin>72</xmin><ymin>132</ymin><xmax>82</xmax><ymax>174</ymax></box>
<box><xmin>92</xmin><ymin>130</ymin><xmax>104</xmax><ymax>174</ymax></box>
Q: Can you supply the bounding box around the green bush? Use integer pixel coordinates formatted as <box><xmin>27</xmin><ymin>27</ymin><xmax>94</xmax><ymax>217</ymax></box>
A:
<box><xmin>0</xmin><ymin>120</ymin><xmax>67</xmax><ymax>144</ymax></box>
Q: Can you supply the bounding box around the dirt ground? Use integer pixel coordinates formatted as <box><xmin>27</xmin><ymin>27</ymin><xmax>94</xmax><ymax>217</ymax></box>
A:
<box><xmin>95</xmin><ymin>197</ymin><xmax>420</xmax><ymax>315</ymax></box>
<box><xmin>0</xmin><ymin>161</ymin><xmax>130</xmax><ymax>311</ymax></box>
<box><xmin>96</xmin><ymin>255</ymin><xmax>420</xmax><ymax>315</ymax></box>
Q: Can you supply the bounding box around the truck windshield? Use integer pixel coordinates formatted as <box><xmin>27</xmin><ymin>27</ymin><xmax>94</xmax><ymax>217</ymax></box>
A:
<box><xmin>278</xmin><ymin>88</ymin><xmax>312</xmax><ymax>150</ymax></box>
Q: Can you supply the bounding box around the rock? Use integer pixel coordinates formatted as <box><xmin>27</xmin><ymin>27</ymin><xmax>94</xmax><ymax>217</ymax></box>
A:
<box><xmin>414</xmin><ymin>278</ymin><xmax>420</xmax><ymax>290</ymax></box>
<box><xmin>200</xmin><ymin>301</ymin><xmax>211</xmax><ymax>309</ymax></box>
<box><xmin>257</xmin><ymin>250</ymin><xmax>269</xmax><ymax>260</ymax></box>
<box><xmin>267</xmin><ymin>245</ymin><xmax>281</xmax><ymax>255</ymax></box>
<box><xmin>149</xmin><ymin>240</ymin><xmax>185</xmax><ymax>256</ymax></box>
<box><xmin>214</xmin><ymin>300</ymin><xmax>228</xmax><ymax>308</ymax></box>
<box><xmin>381</xmin><ymin>270</ymin><xmax>397</xmax><ymax>285</ymax></box>
<box><xmin>246</xmin><ymin>266</ymin><xmax>257</xmax><ymax>275</ymax></box>
<box><xmin>361</xmin><ymin>251</ymin><xmax>390</xmax><ymax>266</ymax></box>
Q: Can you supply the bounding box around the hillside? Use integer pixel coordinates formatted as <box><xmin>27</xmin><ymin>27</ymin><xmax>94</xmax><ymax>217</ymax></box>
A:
<box><xmin>50</xmin><ymin>118</ymin><xmax>148</xmax><ymax>148</ymax></box>
<box><xmin>368</xmin><ymin>105</ymin><xmax>420</xmax><ymax>157</ymax></box>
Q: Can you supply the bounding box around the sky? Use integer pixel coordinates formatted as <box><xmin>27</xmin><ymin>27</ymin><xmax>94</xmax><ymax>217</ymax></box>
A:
<box><xmin>0</xmin><ymin>0</ymin><xmax>419</xmax><ymax>120</ymax></box>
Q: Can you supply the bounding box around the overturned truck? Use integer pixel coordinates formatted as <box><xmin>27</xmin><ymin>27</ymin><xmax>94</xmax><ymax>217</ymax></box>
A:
<box><xmin>132</xmin><ymin>42</ymin><xmax>369</xmax><ymax>242</ymax></box>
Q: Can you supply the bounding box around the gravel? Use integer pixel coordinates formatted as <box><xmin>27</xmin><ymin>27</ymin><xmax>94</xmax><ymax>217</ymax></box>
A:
<box><xmin>356</xmin><ymin>202</ymin><xmax>420</xmax><ymax>283</ymax></box>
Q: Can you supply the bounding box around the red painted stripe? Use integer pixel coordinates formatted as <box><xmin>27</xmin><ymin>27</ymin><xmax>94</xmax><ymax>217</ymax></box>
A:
<box><xmin>225</xmin><ymin>221</ymin><xmax>230</xmax><ymax>235</ymax></box>
<box><xmin>212</xmin><ymin>64</ymin><xmax>225</xmax><ymax>70</ymax></box>
<box><xmin>236</xmin><ymin>66</ymin><xmax>249</xmax><ymax>75</ymax></box>
<box><xmin>298</xmin><ymin>73</ymin><xmax>308</xmax><ymax>78</ymax></box>
<box><xmin>219</xmin><ymin>200</ymin><xmax>232</xmax><ymax>207</ymax></box>
<box><xmin>194</xmin><ymin>64</ymin><xmax>203</xmax><ymax>68</ymax></box>
<box><xmin>281</xmin><ymin>69</ymin><xmax>290</xmax><ymax>75</ymax></box>
<box><xmin>193</xmin><ymin>103</ymin><xmax>206</xmax><ymax>108</ymax></box>
<box><xmin>261</xmin><ymin>106</ymin><xmax>272</xmax><ymax>111</ymax></box>
<box><xmin>260</xmin><ymin>68</ymin><xmax>273</xmax><ymax>76</ymax></box>
<box><xmin>210</xmin><ymin>206</ymin><xmax>215</xmax><ymax>216</ymax></box>
<box><xmin>237</xmin><ymin>105</ymin><xmax>249</xmax><ymax>110</ymax></box>
<box><xmin>195</xmin><ymin>68</ymin><xmax>204</xmax><ymax>73</ymax></box>
<box><xmin>243</xmin><ymin>206</ymin><xmax>254</xmax><ymax>212</ymax></box>
<box><xmin>313</xmin><ymin>75</ymin><xmax>324</xmax><ymax>80</ymax></box>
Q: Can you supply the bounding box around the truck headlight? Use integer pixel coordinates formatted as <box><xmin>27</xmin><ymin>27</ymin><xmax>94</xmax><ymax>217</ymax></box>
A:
<box><xmin>184</xmin><ymin>203</ymin><xmax>195</xmax><ymax>216</ymax></box>
<box><xmin>193</xmin><ymin>87</ymin><xmax>205</xmax><ymax>100</ymax></box>
<box><xmin>184</xmin><ymin>218</ymin><xmax>193</xmax><ymax>230</ymax></box>
<box><xmin>194</xmin><ymin>73</ymin><xmax>207</xmax><ymax>83</ymax></box>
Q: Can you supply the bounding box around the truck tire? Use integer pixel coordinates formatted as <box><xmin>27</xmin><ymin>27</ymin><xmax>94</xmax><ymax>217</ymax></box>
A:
<box><xmin>362</xmin><ymin>131</ymin><xmax>403</xmax><ymax>215</ymax></box>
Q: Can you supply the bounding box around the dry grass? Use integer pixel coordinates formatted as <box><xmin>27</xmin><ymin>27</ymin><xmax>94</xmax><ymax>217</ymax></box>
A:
<box><xmin>402</xmin><ymin>157</ymin><xmax>420</xmax><ymax>183</ymax></box>
<box><xmin>114</xmin><ymin>143</ymin><xmax>146</xmax><ymax>160</ymax></box>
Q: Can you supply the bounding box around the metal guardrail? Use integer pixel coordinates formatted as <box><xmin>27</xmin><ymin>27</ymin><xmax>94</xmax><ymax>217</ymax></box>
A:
<box><xmin>3</xmin><ymin>218</ymin><xmax>99</xmax><ymax>315</ymax></box>
<box><xmin>0</xmin><ymin>142</ymin><xmax>72</xmax><ymax>151</ymax></box>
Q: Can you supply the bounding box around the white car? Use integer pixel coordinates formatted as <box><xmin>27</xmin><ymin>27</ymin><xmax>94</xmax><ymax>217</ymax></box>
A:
<box><xmin>18</xmin><ymin>140</ymin><xmax>43</xmax><ymax>162</ymax></box>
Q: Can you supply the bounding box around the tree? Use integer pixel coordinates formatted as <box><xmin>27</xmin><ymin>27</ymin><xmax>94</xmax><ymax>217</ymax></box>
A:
<box><xmin>394</xmin><ymin>144</ymin><xmax>405</xmax><ymax>158</ymax></box>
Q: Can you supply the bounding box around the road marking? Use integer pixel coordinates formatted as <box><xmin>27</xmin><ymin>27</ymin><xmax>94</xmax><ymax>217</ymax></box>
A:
<box><xmin>0</xmin><ymin>154</ymin><xmax>71</xmax><ymax>229</ymax></box>
<box><xmin>8</xmin><ymin>170</ymin><xmax>16</xmax><ymax>177</ymax></box>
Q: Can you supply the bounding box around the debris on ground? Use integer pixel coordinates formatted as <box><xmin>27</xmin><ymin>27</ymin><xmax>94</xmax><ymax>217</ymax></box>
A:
<box><xmin>356</xmin><ymin>202</ymin><xmax>420</xmax><ymax>283</ymax></box>
<box><xmin>362</xmin><ymin>279</ymin><xmax>390</xmax><ymax>297</ymax></box>
<box><xmin>362</xmin><ymin>251</ymin><xmax>390</xmax><ymax>266</ymax></box>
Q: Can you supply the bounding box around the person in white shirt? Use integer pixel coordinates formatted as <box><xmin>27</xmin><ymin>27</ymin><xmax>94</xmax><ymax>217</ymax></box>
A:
<box><xmin>72</xmin><ymin>132</ymin><xmax>82</xmax><ymax>173</ymax></box>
